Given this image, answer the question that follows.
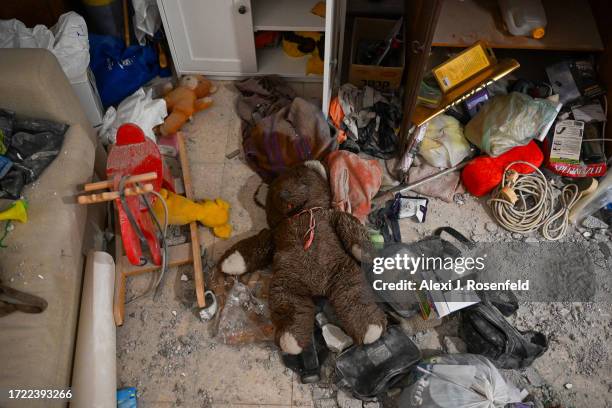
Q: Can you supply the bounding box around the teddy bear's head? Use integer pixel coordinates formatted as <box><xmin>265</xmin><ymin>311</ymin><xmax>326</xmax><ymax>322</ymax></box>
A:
<box><xmin>265</xmin><ymin>161</ymin><xmax>330</xmax><ymax>227</ymax></box>
<box><xmin>179</xmin><ymin>74</ymin><xmax>214</xmax><ymax>98</ymax></box>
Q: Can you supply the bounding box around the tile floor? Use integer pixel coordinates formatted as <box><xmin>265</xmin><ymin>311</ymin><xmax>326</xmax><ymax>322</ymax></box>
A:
<box><xmin>115</xmin><ymin>80</ymin><xmax>611</xmax><ymax>408</ymax></box>
<box><xmin>114</xmin><ymin>80</ymin><xmax>512</xmax><ymax>407</ymax></box>
<box><xmin>116</xmin><ymin>81</ymin><xmax>319</xmax><ymax>407</ymax></box>
<box><xmin>115</xmin><ymin>79</ymin><xmax>495</xmax><ymax>407</ymax></box>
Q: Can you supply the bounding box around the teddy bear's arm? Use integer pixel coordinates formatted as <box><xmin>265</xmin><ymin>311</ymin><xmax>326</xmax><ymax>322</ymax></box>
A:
<box><xmin>218</xmin><ymin>228</ymin><xmax>274</xmax><ymax>276</ymax></box>
<box><xmin>330</xmin><ymin>211</ymin><xmax>370</xmax><ymax>262</ymax></box>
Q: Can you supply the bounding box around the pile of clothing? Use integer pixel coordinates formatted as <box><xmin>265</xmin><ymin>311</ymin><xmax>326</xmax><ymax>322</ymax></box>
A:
<box><xmin>235</xmin><ymin>76</ymin><xmax>337</xmax><ymax>182</ymax></box>
<box><xmin>329</xmin><ymin>84</ymin><xmax>402</xmax><ymax>159</ymax></box>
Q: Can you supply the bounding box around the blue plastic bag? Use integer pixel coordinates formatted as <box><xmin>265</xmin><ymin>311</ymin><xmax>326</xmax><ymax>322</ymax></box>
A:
<box><xmin>89</xmin><ymin>34</ymin><xmax>169</xmax><ymax>108</ymax></box>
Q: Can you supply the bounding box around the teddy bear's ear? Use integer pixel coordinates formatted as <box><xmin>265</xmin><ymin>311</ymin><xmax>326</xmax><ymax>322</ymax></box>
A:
<box><xmin>303</xmin><ymin>160</ymin><xmax>327</xmax><ymax>181</ymax></box>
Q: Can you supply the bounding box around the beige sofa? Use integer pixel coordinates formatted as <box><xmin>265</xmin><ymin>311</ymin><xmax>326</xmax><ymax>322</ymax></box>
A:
<box><xmin>0</xmin><ymin>49</ymin><xmax>102</xmax><ymax>407</ymax></box>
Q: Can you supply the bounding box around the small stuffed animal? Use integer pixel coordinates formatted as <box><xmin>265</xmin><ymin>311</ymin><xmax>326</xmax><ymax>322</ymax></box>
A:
<box><xmin>160</xmin><ymin>75</ymin><xmax>216</xmax><ymax>136</ymax></box>
<box><xmin>218</xmin><ymin>161</ymin><xmax>386</xmax><ymax>354</ymax></box>
<box><xmin>153</xmin><ymin>188</ymin><xmax>232</xmax><ymax>239</ymax></box>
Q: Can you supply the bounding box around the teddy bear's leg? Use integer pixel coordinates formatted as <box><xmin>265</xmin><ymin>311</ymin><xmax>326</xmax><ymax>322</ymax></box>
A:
<box><xmin>269</xmin><ymin>278</ymin><xmax>316</xmax><ymax>355</ymax></box>
<box><xmin>331</xmin><ymin>211</ymin><xmax>370</xmax><ymax>262</ymax></box>
<box><xmin>160</xmin><ymin>111</ymin><xmax>189</xmax><ymax>136</ymax></box>
<box><xmin>327</xmin><ymin>264</ymin><xmax>387</xmax><ymax>345</ymax></box>
<box><xmin>218</xmin><ymin>229</ymin><xmax>274</xmax><ymax>275</ymax></box>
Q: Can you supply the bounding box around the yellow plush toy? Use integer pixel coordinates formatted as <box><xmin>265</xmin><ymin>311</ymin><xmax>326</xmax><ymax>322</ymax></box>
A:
<box><xmin>282</xmin><ymin>32</ymin><xmax>324</xmax><ymax>76</ymax></box>
<box><xmin>153</xmin><ymin>189</ymin><xmax>232</xmax><ymax>239</ymax></box>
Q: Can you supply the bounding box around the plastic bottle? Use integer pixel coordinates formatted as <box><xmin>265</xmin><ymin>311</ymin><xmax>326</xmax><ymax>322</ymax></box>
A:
<box><xmin>498</xmin><ymin>0</ymin><xmax>547</xmax><ymax>39</ymax></box>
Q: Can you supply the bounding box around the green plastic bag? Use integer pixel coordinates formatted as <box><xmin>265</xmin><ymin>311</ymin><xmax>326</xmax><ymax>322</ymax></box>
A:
<box><xmin>465</xmin><ymin>92</ymin><xmax>559</xmax><ymax>157</ymax></box>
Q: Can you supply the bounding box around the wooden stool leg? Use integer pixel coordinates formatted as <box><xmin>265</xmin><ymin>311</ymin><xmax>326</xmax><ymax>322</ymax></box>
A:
<box><xmin>177</xmin><ymin>132</ymin><xmax>206</xmax><ymax>308</ymax></box>
<box><xmin>113</xmin><ymin>222</ymin><xmax>127</xmax><ymax>326</ymax></box>
<box><xmin>190</xmin><ymin>222</ymin><xmax>205</xmax><ymax>308</ymax></box>
<box><xmin>113</xmin><ymin>269</ymin><xmax>127</xmax><ymax>327</ymax></box>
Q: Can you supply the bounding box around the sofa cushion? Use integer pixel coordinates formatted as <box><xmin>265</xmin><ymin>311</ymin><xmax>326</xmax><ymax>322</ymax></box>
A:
<box><xmin>0</xmin><ymin>123</ymin><xmax>94</xmax><ymax>407</ymax></box>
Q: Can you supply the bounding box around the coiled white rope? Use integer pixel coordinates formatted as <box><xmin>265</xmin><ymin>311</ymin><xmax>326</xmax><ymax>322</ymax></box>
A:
<box><xmin>487</xmin><ymin>161</ymin><xmax>581</xmax><ymax>241</ymax></box>
<box><xmin>542</xmin><ymin>183</ymin><xmax>581</xmax><ymax>240</ymax></box>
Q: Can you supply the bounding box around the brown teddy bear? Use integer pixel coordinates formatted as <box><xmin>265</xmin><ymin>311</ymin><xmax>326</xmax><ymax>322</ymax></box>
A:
<box><xmin>218</xmin><ymin>161</ymin><xmax>387</xmax><ymax>354</ymax></box>
<box><xmin>160</xmin><ymin>74</ymin><xmax>216</xmax><ymax>136</ymax></box>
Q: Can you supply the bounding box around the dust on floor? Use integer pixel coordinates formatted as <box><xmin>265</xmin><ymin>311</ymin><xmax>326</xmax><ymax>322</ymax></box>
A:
<box><xmin>116</xmin><ymin>82</ymin><xmax>612</xmax><ymax>407</ymax></box>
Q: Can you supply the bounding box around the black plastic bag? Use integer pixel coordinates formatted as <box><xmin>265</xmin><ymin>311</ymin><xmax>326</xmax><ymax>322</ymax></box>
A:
<box><xmin>478</xmin><ymin>290</ymin><xmax>519</xmax><ymax>317</ymax></box>
<box><xmin>335</xmin><ymin>325</ymin><xmax>421</xmax><ymax>399</ymax></box>
<box><xmin>0</xmin><ymin>112</ymin><xmax>67</xmax><ymax>199</ymax></box>
<box><xmin>281</xmin><ymin>328</ymin><xmax>329</xmax><ymax>384</ymax></box>
<box><xmin>459</xmin><ymin>302</ymin><xmax>547</xmax><ymax>369</ymax></box>
<box><xmin>364</xmin><ymin>227</ymin><xmax>475</xmax><ymax>318</ymax></box>
<box><xmin>0</xmin><ymin>109</ymin><xmax>15</xmax><ymax>154</ymax></box>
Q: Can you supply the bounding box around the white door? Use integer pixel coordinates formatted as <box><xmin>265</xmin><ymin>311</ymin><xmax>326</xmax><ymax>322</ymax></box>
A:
<box><xmin>322</xmin><ymin>0</ymin><xmax>346</xmax><ymax>117</ymax></box>
<box><xmin>157</xmin><ymin>0</ymin><xmax>257</xmax><ymax>75</ymax></box>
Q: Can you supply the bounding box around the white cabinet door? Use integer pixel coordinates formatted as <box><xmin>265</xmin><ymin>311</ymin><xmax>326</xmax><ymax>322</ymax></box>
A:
<box><xmin>158</xmin><ymin>0</ymin><xmax>257</xmax><ymax>75</ymax></box>
<box><xmin>322</xmin><ymin>0</ymin><xmax>346</xmax><ymax>117</ymax></box>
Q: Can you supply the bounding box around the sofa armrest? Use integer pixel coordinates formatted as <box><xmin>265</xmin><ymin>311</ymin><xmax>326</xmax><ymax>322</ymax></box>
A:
<box><xmin>0</xmin><ymin>48</ymin><xmax>106</xmax><ymax>178</ymax></box>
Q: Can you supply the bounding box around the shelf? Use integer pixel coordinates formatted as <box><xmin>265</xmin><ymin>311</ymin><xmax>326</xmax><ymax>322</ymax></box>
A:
<box><xmin>432</xmin><ymin>0</ymin><xmax>603</xmax><ymax>51</ymax></box>
<box><xmin>412</xmin><ymin>58</ymin><xmax>520</xmax><ymax>127</ymax></box>
<box><xmin>252</xmin><ymin>0</ymin><xmax>325</xmax><ymax>32</ymax></box>
<box><xmin>257</xmin><ymin>47</ymin><xmax>323</xmax><ymax>81</ymax></box>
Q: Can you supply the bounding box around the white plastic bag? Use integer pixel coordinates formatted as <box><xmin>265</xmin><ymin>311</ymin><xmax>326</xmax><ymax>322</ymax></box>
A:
<box><xmin>0</xmin><ymin>19</ymin><xmax>54</xmax><ymax>49</ymax></box>
<box><xmin>132</xmin><ymin>0</ymin><xmax>161</xmax><ymax>45</ymax></box>
<box><xmin>465</xmin><ymin>92</ymin><xmax>560</xmax><ymax>157</ymax></box>
<box><xmin>419</xmin><ymin>114</ymin><xmax>472</xmax><ymax>168</ymax></box>
<box><xmin>0</xmin><ymin>12</ymin><xmax>89</xmax><ymax>80</ymax></box>
<box><xmin>399</xmin><ymin>354</ymin><xmax>523</xmax><ymax>408</ymax></box>
<box><xmin>99</xmin><ymin>88</ymin><xmax>167</xmax><ymax>144</ymax></box>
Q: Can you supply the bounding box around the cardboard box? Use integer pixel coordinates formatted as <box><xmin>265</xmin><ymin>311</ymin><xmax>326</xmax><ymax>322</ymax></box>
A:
<box><xmin>432</xmin><ymin>41</ymin><xmax>496</xmax><ymax>93</ymax></box>
<box><xmin>348</xmin><ymin>18</ymin><xmax>405</xmax><ymax>90</ymax></box>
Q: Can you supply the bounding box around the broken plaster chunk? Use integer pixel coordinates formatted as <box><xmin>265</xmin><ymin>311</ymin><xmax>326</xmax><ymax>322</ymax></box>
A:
<box><xmin>442</xmin><ymin>336</ymin><xmax>467</xmax><ymax>354</ymax></box>
<box><xmin>593</xmin><ymin>232</ymin><xmax>609</xmax><ymax>242</ymax></box>
<box><xmin>453</xmin><ymin>193</ymin><xmax>466</xmax><ymax>206</ymax></box>
<box><xmin>180</xmin><ymin>274</ymin><xmax>189</xmax><ymax>281</ymax></box>
<box><xmin>485</xmin><ymin>222</ymin><xmax>498</xmax><ymax>233</ymax></box>
<box><xmin>524</xmin><ymin>367</ymin><xmax>545</xmax><ymax>387</ymax></box>
<box><xmin>322</xmin><ymin>323</ymin><xmax>353</xmax><ymax>353</ymax></box>
<box><xmin>315</xmin><ymin>312</ymin><xmax>329</xmax><ymax>327</ymax></box>
<box><xmin>336</xmin><ymin>389</ymin><xmax>362</xmax><ymax>408</ymax></box>
<box><xmin>564</xmin><ymin>383</ymin><xmax>573</xmax><ymax>390</ymax></box>
<box><xmin>315</xmin><ymin>399</ymin><xmax>338</xmax><ymax>408</ymax></box>
<box><xmin>581</xmin><ymin>215</ymin><xmax>609</xmax><ymax>230</ymax></box>
<box><xmin>312</xmin><ymin>386</ymin><xmax>335</xmax><ymax>401</ymax></box>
